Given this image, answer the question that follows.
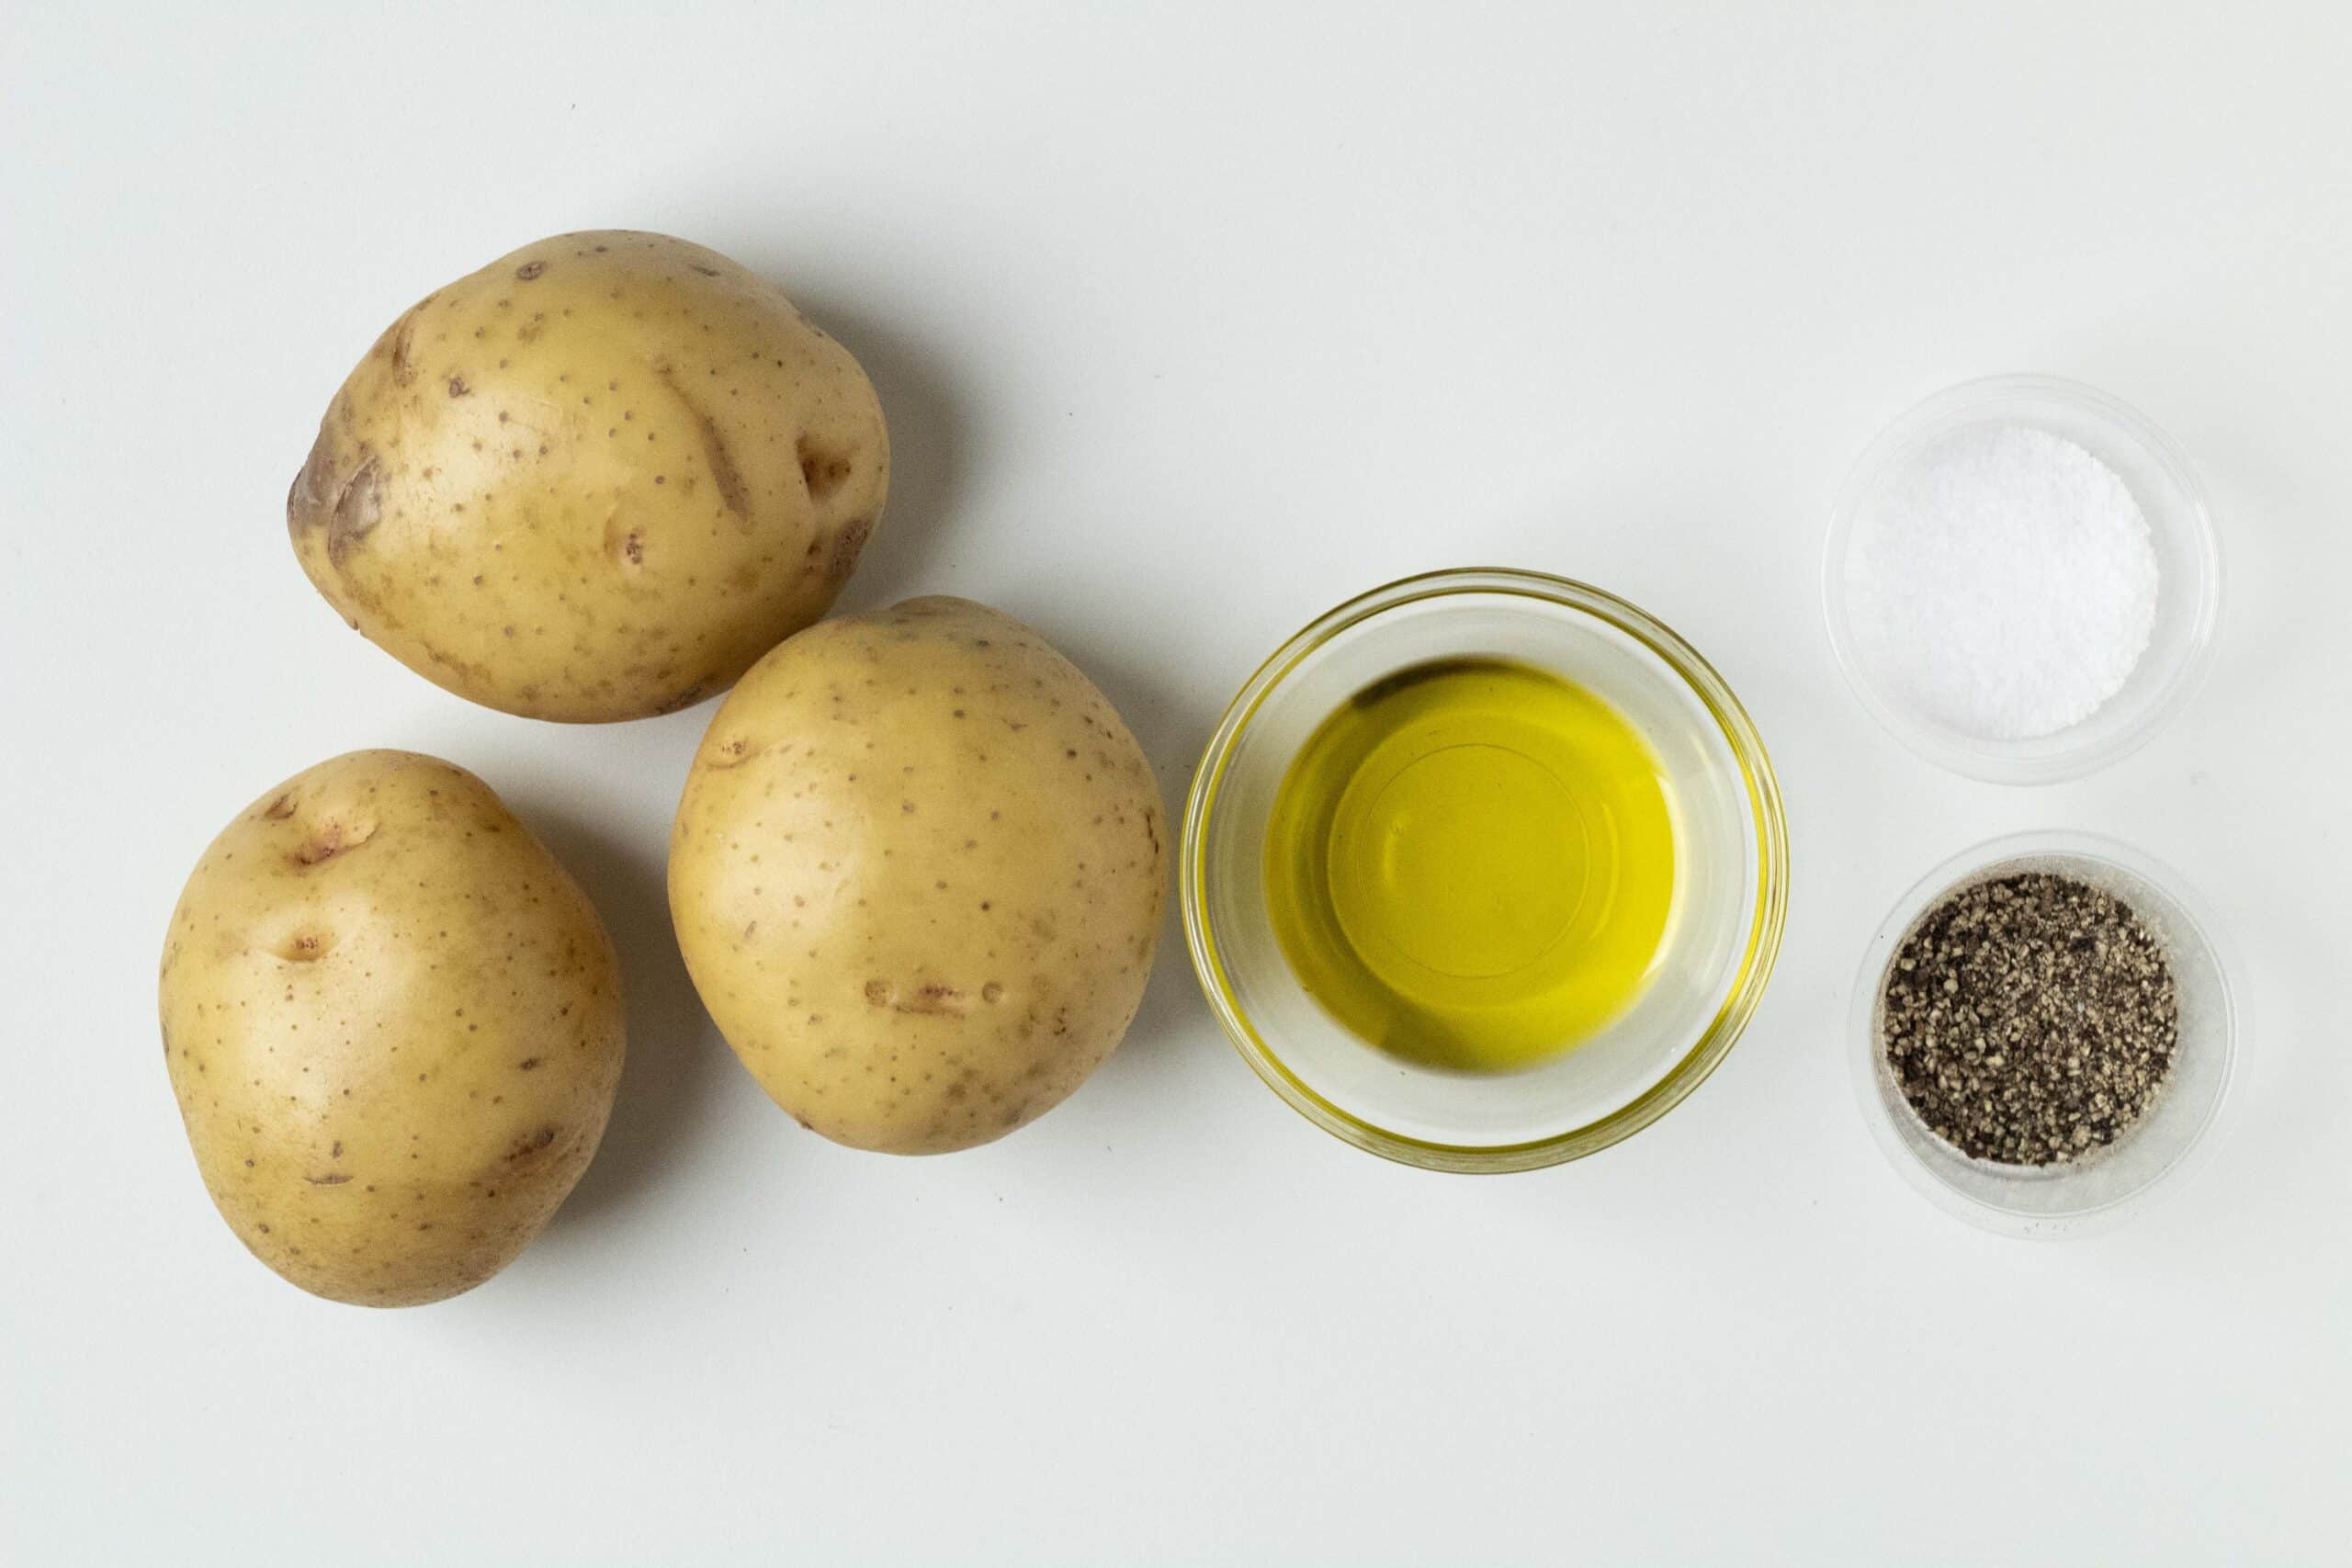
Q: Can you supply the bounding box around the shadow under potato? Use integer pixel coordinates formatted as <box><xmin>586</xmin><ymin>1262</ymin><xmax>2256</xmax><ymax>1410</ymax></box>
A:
<box><xmin>514</xmin><ymin>799</ymin><xmax>734</xmax><ymax>1233</ymax></box>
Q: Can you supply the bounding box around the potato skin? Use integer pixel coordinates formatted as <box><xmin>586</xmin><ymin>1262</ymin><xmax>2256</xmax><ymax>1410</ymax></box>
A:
<box><xmin>288</xmin><ymin>231</ymin><xmax>888</xmax><ymax>722</ymax></box>
<box><xmin>158</xmin><ymin>750</ymin><xmax>626</xmax><ymax>1306</ymax></box>
<box><xmin>669</xmin><ymin>598</ymin><xmax>1166</xmax><ymax>1154</ymax></box>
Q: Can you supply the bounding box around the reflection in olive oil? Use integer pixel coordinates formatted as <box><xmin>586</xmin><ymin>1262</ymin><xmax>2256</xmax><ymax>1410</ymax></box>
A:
<box><xmin>1263</xmin><ymin>659</ymin><xmax>1677</xmax><ymax>1073</ymax></box>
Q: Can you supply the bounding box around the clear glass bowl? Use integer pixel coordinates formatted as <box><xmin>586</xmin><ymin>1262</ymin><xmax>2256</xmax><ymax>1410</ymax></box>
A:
<box><xmin>1849</xmin><ymin>831</ymin><xmax>2241</xmax><ymax>1237</ymax></box>
<box><xmin>1182</xmin><ymin>569</ymin><xmax>1789</xmax><ymax>1172</ymax></box>
<box><xmin>1821</xmin><ymin>374</ymin><xmax>2222</xmax><ymax>784</ymax></box>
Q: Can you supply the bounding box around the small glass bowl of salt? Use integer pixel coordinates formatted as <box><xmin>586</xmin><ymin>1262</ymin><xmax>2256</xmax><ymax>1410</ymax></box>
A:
<box><xmin>1822</xmin><ymin>374</ymin><xmax>2221</xmax><ymax>784</ymax></box>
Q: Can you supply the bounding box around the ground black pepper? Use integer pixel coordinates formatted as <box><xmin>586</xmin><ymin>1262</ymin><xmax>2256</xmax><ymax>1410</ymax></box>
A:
<box><xmin>1880</xmin><ymin>871</ymin><xmax>2177</xmax><ymax>1165</ymax></box>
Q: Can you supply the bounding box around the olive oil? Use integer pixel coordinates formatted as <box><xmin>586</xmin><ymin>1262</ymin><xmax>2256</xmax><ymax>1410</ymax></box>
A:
<box><xmin>1263</xmin><ymin>658</ymin><xmax>1676</xmax><ymax>1073</ymax></box>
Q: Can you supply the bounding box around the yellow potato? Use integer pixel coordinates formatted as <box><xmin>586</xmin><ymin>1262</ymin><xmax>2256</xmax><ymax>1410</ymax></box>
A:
<box><xmin>288</xmin><ymin>231</ymin><xmax>888</xmax><ymax>722</ymax></box>
<box><xmin>670</xmin><ymin>598</ymin><xmax>1166</xmax><ymax>1154</ymax></box>
<box><xmin>158</xmin><ymin>750</ymin><xmax>626</xmax><ymax>1305</ymax></box>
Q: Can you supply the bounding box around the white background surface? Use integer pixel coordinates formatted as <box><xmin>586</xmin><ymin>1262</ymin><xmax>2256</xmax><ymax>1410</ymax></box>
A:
<box><xmin>5</xmin><ymin>4</ymin><xmax>2348</xmax><ymax>1563</ymax></box>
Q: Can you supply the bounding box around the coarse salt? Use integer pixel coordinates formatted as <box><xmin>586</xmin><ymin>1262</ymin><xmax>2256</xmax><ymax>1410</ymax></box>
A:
<box><xmin>1846</xmin><ymin>423</ymin><xmax>2159</xmax><ymax>740</ymax></box>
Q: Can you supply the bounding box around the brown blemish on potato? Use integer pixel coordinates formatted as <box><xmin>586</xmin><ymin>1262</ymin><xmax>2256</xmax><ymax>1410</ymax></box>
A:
<box><xmin>358</xmin><ymin>290</ymin><xmax>445</xmax><ymax>391</ymax></box>
<box><xmin>796</xmin><ymin>438</ymin><xmax>853</xmax><ymax>501</ymax></box>
<box><xmin>654</xmin><ymin>365</ymin><xmax>750</xmax><ymax>521</ymax></box>
<box><xmin>653</xmin><ymin>681</ymin><xmax>709</xmax><ymax>716</ymax></box>
<box><xmin>514</xmin><ymin>260</ymin><xmax>548</xmax><ymax>281</ymax></box>
<box><xmin>864</xmin><ymin>979</ymin><xmax>973</xmax><ymax>1017</ymax></box>
<box><xmin>704</xmin><ymin>735</ymin><xmax>758</xmax><ymax>767</ymax></box>
<box><xmin>286</xmin><ymin>427</ymin><xmax>385</xmax><ymax>569</ymax></box>
<box><xmin>290</xmin><ymin>816</ymin><xmax>377</xmax><ymax>867</ymax></box>
<box><xmin>447</xmin><ymin>375</ymin><xmax>470</xmax><ymax>398</ymax></box>
<box><xmin>322</xmin><ymin>455</ymin><xmax>384</xmax><ymax>566</ymax></box>
<box><xmin>304</xmin><ymin>1171</ymin><xmax>352</xmax><ymax>1186</ymax></box>
<box><xmin>517</xmin><ymin>1056</ymin><xmax>543</xmax><ymax>1071</ymax></box>
<box><xmin>689</xmin><ymin>262</ymin><xmax>720</xmax><ymax>276</ymax></box>
<box><xmin>262</xmin><ymin>794</ymin><xmax>297</xmax><ymax>821</ymax></box>
<box><xmin>828</xmin><ymin>514</ymin><xmax>875</xmax><ymax>587</ymax></box>
<box><xmin>275</xmin><ymin>929</ymin><xmax>334</xmax><ymax>962</ymax></box>
<box><xmin>587</xmin><ymin>501</ymin><xmax>654</xmax><ymax>577</ymax></box>
<box><xmin>504</xmin><ymin>1125</ymin><xmax>559</xmax><ymax>1162</ymax></box>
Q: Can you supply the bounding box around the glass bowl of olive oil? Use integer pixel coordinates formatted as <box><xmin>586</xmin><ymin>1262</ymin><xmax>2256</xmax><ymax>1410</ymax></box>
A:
<box><xmin>1182</xmin><ymin>570</ymin><xmax>1788</xmax><ymax>1172</ymax></box>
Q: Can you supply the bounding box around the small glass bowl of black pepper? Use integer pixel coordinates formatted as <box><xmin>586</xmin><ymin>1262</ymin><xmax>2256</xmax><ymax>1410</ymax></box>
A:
<box><xmin>1850</xmin><ymin>831</ymin><xmax>2240</xmax><ymax>1236</ymax></box>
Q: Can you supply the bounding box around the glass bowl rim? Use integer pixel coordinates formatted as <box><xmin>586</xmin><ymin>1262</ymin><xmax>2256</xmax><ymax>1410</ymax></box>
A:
<box><xmin>1818</xmin><ymin>372</ymin><xmax>2222</xmax><ymax>786</ymax></box>
<box><xmin>1180</xmin><ymin>567</ymin><xmax>1791</xmax><ymax>1172</ymax></box>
